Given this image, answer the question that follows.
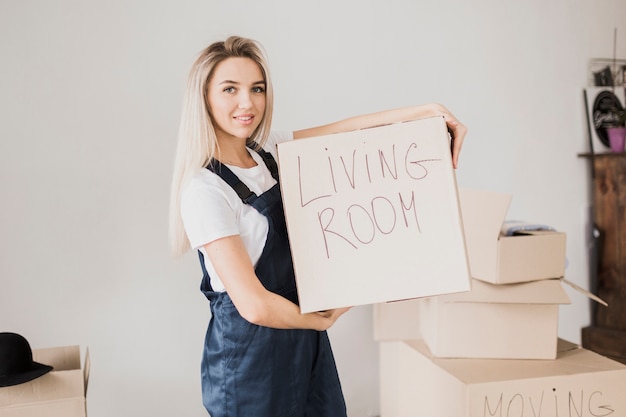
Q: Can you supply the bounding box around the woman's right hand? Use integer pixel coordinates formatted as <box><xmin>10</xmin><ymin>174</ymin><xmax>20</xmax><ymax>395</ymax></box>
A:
<box><xmin>314</xmin><ymin>307</ymin><xmax>352</xmax><ymax>331</ymax></box>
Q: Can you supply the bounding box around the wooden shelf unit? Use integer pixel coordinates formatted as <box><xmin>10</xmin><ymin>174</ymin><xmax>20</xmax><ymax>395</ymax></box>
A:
<box><xmin>579</xmin><ymin>152</ymin><xmax>626</xmax><ymax>364</ymax></box>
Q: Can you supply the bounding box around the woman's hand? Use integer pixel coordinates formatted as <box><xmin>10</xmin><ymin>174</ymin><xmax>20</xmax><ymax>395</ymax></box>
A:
<box><xmin>423</xmin><ymin>103</ymin><xmax>467</xmax><ymax>169</ymax></box>
<box><xmin>205</xmin><ymin>236</ymin><xmax>352</xmax><ymax>331</ymax></box>
<box><xmin>314</xmin><ymin>307</ymin><xmax>352</xmax><ymax>331</ymax></box>
<box><xmin>294</xmin><ymin>103</ymin><xmax>467</xmax><ymax>168</ymax></box>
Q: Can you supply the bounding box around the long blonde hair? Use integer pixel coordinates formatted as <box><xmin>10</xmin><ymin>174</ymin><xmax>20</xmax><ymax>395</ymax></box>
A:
<box><xmin>169</xmin><ymin>36</ymin><xmax>274</xmax><ymax>257</ymax></box>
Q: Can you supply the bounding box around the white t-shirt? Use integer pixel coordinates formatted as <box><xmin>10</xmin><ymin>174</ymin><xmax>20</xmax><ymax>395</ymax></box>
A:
<box><xmin>180</xmin><ymin>131</ymin><xmax>293</xmax><ymax>292</ymax></box>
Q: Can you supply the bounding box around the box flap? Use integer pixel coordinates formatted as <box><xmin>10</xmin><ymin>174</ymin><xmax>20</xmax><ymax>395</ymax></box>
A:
<box><xmin>459</xmin><ymin>188</ymin><xmax>511</xmax><ymax>241</ymax></box>
<box><xmin>556</xmin><ymin>338</ymin><xmax>579</xmax><ymax>353</ymax></box>
<box><xmin>83</xmin><ymin>348</ymin><xmax>90</xmax><ymax>396</ymax></box>
<box><xmin>459</xmin><ymin>188</ymin><xmax>512</xmax><ymax>280</ymax></box>
<box><xmin>32</xmin><ymin>346</ymin><xmax>80</xmax><ymax>371</ymax></box>
<box><xmin>561</xmin><ymin>278</ymin><xmax>608</xmax><ymax>306</ymax></box>
<box><xmin>435</xmin><ymin>278</ymin><xmax>571</xmax><ymax>305</ymax></box>
<box><xmin>407</xmin><ymin>338</ymin><xmax>626</xmax><ymax>384</ymax></box>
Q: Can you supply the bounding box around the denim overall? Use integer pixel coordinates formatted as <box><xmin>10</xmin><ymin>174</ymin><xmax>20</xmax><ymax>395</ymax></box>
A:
<box><xmin>198</xmin><ymin>146</ymin><xmax>347</xmax><ymax>417</ymax></box>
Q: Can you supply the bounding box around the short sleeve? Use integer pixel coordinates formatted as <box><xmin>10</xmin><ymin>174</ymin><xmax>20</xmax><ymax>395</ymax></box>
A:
<box><xmin>180</xmin><ymin>172</ymin><xmax>239</xmax><ymax>250</ymax></box>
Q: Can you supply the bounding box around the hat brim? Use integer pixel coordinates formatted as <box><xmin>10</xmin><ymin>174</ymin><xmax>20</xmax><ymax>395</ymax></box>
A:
<box><xmin>0</xmin><ymin>361</ymin><xmax>53</xmax><ymax>387</ymax></box>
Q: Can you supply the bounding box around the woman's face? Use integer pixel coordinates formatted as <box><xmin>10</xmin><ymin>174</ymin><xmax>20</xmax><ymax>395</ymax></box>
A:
<box><xmin>207</xmin><ymin>57</ymin><xmax>266</xmax><ymax>143</ymax></box>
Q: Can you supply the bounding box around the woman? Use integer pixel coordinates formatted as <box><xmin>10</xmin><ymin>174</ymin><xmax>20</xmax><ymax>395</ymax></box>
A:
<box><xmin>169</xmin><ymin>35</ymin><xmax>466</xmax><ymax>417</ymax></box>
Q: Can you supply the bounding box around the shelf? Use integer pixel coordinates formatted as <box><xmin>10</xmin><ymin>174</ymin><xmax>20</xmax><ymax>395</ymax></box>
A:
<box><xmin>578</xmin><ymin>152</ymin><xmax>626</xmax><ymax>158</ymax></box>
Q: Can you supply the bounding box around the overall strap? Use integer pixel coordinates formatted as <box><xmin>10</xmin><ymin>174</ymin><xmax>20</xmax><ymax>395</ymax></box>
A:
<box><xmin>253</xmin><ymin>145</ymin><xmax>279</xmax><ymax>181</ymax></box>
<box><xmin>207</xmin><ymin>160</ymin><xmax>258</xmax><ymax>204</ymax></box>
<box><xmin>198</xmin><ymin>250</ymin><xmax>212</xmax><ymax>292</ymax></box>
<box><xmin>199</xmin><ymin>142</ymin><xmax>280</xmax><ymax>293</ymax></box>
<box><xmin>206</xmin><ymin>142</ymin><xmax>280</xmax><ymax>205</ymax></box>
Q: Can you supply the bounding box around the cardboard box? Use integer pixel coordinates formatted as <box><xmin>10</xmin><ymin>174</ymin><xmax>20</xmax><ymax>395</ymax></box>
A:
<box><xmin>420</xmin><ymin>278</ymin><xmax>571</xmax><ymax>359</ymax></box>
<box><xmin>459</xmin><ymin>188</ymin><xmax>566</xmax><ymax>284</ymax></box>
<box><xmin>380</xmin><ymin>339</ymin><xmax>626</xmax><ymax>417</ymax></box>
<box><xmin>0</xmin><ymin>345</ymin><xmax>90</xmax><ymax>417</ymax></box>
<box><xmin>374</xmin><ymin>278</ymin><xmax>571</xmax><ymax>359</ymax></box>
<box><xmin>373</xmin><ymin>298</ymin><xmax>422</xmax><ymax>342</ymax></box>
<box><xmin>277</xmin><ymin>117</ymin><xmax>470</xmax><ymax>313</ymax></box>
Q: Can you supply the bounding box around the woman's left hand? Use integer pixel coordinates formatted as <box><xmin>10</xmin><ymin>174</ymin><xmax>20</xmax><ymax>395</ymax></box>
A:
<box><xmin>425</xmin><ymin>103</ymin><xmax>467</xmax><ymax>169</ymax></box>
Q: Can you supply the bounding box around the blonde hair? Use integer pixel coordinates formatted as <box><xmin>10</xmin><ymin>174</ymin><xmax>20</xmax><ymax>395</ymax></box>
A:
<box><xmin>169</xmin><ymin>36</ymin><xmax>274</xmax><ymax>257</ymax></box>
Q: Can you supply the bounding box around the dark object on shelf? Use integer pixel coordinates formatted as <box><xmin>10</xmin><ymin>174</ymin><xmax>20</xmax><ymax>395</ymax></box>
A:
<box><xmin>594</xmin><ymin>66</ymin><xmax>614</xmax><ymax>86</ymax></box>
<box><xmin>592</xmin><ymin>90</ymin><xmax>624</xmax><ymax>148</ymax></box>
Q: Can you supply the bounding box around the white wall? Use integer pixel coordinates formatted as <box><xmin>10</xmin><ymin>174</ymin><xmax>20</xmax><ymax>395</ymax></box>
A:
<box><xmin>1</xmin><ymin>1</ymin><xmax>625</xmax><ymax>416</ymax></box>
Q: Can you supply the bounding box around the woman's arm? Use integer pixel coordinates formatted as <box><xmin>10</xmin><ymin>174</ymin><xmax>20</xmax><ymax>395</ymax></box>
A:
<box><xmin>204</xmin><ymin>235</ymin><xmax>350</xmax><ymax>330</ymax></box>
<box><xmin>293</xmin><ymin>103</ymin><xmax>467</xmax><ymax>168</ymax></box>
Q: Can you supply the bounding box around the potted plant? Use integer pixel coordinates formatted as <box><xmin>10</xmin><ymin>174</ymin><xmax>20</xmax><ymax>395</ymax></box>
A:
<box><xmin>606</xmin><ymin>107</ymin><xmax>626</xmax><ymax>153</ymax></box>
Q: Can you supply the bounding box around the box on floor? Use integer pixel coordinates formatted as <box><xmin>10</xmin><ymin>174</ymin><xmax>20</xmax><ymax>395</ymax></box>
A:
<box><xmin>0</xmin><ymin>345</ymin><xmax>89</xmax><ymax>417</ymax></box>
<box><xmin>459</xmin><ymin>188</ymin><xmax>566</xmax><ymax>284</ymax></box>
<box><xmin>374</xmin><ymin>278</ymin><xmax>571</xmax><ymax>359</ymax></box>
<box><xmin>380</xmin><ymin>339</ymin><xmax>626</xmax><ymax>417</ymax></box>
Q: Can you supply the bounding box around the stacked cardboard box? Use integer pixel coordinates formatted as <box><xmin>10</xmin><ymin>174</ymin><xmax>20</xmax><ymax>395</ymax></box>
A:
<box><xmin>374</xmin><ymin>188</ymin><xmax>626</xmax><ymax>416</ymax></box>
<box><xmin>379</xmin><ymin>338</ymin><xmax>626</xmax><ymax>417</ymax></box>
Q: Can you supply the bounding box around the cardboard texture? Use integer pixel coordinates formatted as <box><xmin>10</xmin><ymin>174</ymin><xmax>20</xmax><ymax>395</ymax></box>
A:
<box><xmin>374</xmin><ymin>278</ymin><xmax>571</xmax><ymax>359</ymax></box>
<box><xmin>420</xmin><ymin>278</ymin><xmax>570</xmax><ymax>359</ymax></box>
<box><xmin>373</xmin><ymin>298</ymin><xmax>422</xmax><ymax>342</ymax></box>
<box><xmin>0</xmin><ymin>346</ymin><xmax>89</xmax><ymax>417</ymax></box>
<box><xmin>459</xmin><ymin>188</ymin><xmax>567</xmax><ymax>284</ymax></box>
<box><xmin>277</xmin><ymin>116</ymin><xmax>471</xmax><ymax>313</ymax></box>
<box><xmin>380</xmin><ymin>339</ymin><xmax>626</xmax><ymax>417</ymax></box>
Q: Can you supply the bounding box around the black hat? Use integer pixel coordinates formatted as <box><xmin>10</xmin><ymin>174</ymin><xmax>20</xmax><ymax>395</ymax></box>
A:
<box><xmin>0</xmin><ymin>332</ymin><xmax>53</xmax><ymax>387</ymax></box>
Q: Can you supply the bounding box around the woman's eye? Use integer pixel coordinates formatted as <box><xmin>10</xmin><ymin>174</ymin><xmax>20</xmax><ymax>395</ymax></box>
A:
<box><xmin>252</xmin><ymin>86</ymin><xmax>265</xmax><ymax>93</ymax></box>
<box><xmin>223</xmin><ymin>86</ymin><xmax>236</xmax><ymax>93</ymax></box>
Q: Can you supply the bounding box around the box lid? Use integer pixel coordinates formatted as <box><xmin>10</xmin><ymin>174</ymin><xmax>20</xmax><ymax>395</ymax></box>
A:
<box><xmin>459</xmin><ymin>188</ymin><xmax>511</xmax><ymax>241</ymax></box>
<box><xmin>32</xmin><ymin>346</ymin><xmax>81</xmax><ymax>372</ymax></box>
<box><xmin>435</xmin><ymin>278</ymin><xmax>571</xmax><ymax>305</ymax></box>
<box><xmin>33</xmin><ymin>346</ymin><xmax>89</xmax><ymax>392</ymax></box>
<box><xmin>406</xmin><ymin>338</ymin><xmax>626</xmax><ymax>384</ymax></box>
<box><xmin>458</xmin><ymin>188</ymin><xmax>511</xmax><ymax>280</ymax></box>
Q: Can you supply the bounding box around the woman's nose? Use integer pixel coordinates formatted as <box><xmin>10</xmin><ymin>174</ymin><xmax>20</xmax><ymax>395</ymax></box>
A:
<box><xmin>237</xmin><ymin>91</ymin><xmax>252</xmax><ymax>109</ymax></box>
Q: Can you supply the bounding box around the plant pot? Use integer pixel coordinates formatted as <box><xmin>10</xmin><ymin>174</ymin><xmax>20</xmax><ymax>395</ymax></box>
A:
<box><xmin>607</xmin><ymin>127</ymin><xmax>626</xmax><ymax>153</ymax></box>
